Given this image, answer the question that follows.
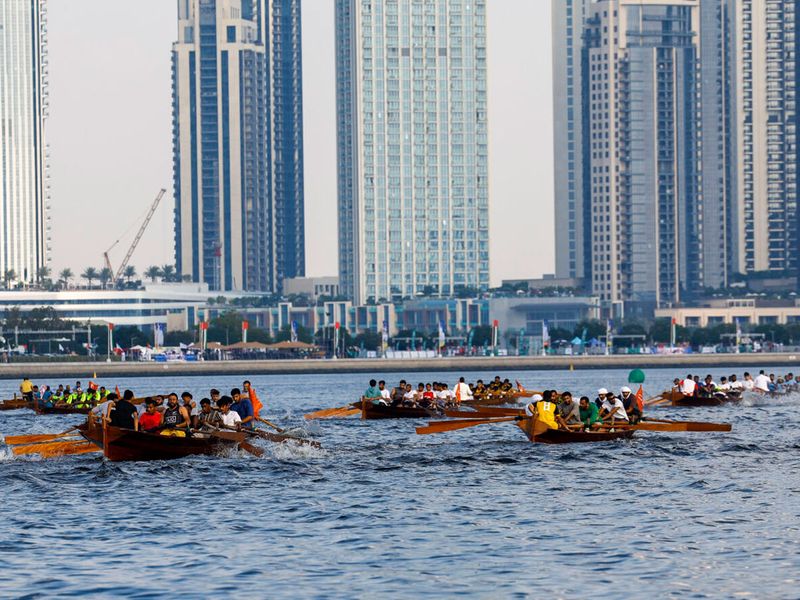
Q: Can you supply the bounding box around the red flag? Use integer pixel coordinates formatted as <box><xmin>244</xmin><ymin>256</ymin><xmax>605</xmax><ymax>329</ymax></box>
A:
<box><xmin>249</xmin><ymin>387</ymin><xmax>263</xmax><ymax>420</ymax></box>
<box><xmin>635</xmin><ymin>385</ymin><xmax>644</xmax><ymax>412</ymax></box>
<box><xmin>115</xmin><ymin>385</ymin><xmax>121</xmax><ymax>398</ymax></box>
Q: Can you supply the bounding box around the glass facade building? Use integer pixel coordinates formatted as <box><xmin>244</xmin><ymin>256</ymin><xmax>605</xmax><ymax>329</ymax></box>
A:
<box><xmin>172</xmin><ymin>0</ymin><xmax>304</xmax><ymax>293</ymax></box>
<box><xmin>732</xmin><ymin>0</ymin><xmax>798</xmax><ymax>275</ymax></box>
<box><xmin>335</xmin><ymin>0</ymin><xmax>490</xmax><ymax>304</ymax></box>
<box><xmin>0</xmin><ymin>0</ymin><xmax>49</xmax><ymax>285</ymax></box>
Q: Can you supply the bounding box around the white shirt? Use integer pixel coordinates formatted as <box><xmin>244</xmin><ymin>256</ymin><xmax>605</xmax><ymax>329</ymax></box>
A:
<box><xmin>454</xmin><ymin>382</ymin><xmax>473</xmax><ymax>401</ymax></box>
<box><xmin>380</xmin><ymin>388</ymin><xmax>391</xmax><ymax>400</ymax></box>
<box><xmin>680</xmin><ymin>379</ymin><xmax>697</xmax><ymax>395</ymax></box>
<box><xmin>219</xmin><ymin>410</ymin><xmax>242</xmax><ymax>427</ymax></box>
<box><xmin>743</xmin><ymin>378</ymin><xmax>755</xmax><ymax>390</ymax></box>
<box><xmin>729</xmin><ymin>380</ymin><xmax>743</xmax><ymax>390</ymax></box>
<box><xmin>718</xmin><ymin>382</ymin><xmax>731</xmax><ymax>391</ymax></box>
<box><xmin>91</xmin><ymin>400</ymin><xmax>115</xmax><ymax>417</ymax></box>
<box><xmin>601</xmin><ymin>398</ymin><xmax>629</xmax><ymax>421</ymax></box>
<box><xmin>403</xmin><ymin>390</ymin><xmax>416</xmax><ymax>401</ymax></box>
<box><xmin>754</xmin><ymin>374</ymin><xmax>771</xmax><ymax>392</ymax></box>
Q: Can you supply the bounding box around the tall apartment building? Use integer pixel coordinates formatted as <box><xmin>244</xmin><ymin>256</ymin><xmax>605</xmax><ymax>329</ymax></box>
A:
<box><xmin>335</xmin><ymin>0</ymin><xmax>490</xmax><ymax>304</ymax></box>
<box><xmin>731</xmin><ymin>0</ymin><xmax>798</xmax><ymax>275</ymax></box>
<box><xmin>0</xmin><ymin>0</ymin><xmax>49</xmax><ymax>285</ymax></box>
<box><xmin>583</xmin><ymin>0</ymin><xmax>704</xmax><ymax>313</ymax></box>
<box><xmin>553</xmin><ymin>0</ymin><xmax>591</xmax><ymax>282</ymax></box>
<box><xmin>172</xmin><ymin>0</ymin><xmax>304</xmax><ymax>292</ymax></box>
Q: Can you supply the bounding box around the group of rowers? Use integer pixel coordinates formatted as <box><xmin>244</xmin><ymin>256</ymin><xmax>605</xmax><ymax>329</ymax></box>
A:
<box><xmin>671</xmin><ymin>370</ymin><xmax>798</xmax><ymax>398</ymax></box>
<box><xmin>83</xmin><ymin>381</ymin><xmax>263</xmax><ymax>436</ymax></box>
<box><xmin>524</xmin><ymin>386</ymin><xmax>643</xmax><ymax>431</ymax></box>
<box><xmin>363</xmin><ymin>375</ymin><xmax>522</xmax><ymax>409</ymax></box>
<box><xmin>18</xmin><ymin>379</ymin><xmax>112</xmax><ymax>409</ymax></box>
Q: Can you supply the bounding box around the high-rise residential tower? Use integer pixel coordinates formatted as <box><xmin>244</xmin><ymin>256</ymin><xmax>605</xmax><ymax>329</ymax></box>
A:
<box><xmin>335</xmin><ymin>0</ymin><xmax>490</xmax><ymax>304</ymax></box>
<box><xmin>553</xmin><ymin>0</ymin><xmax>591</xmax><ymax>283</ymax></box>
<box><xmin>172</xmin><ymin>0</ymin><xmax>304</xmax><ymax>292</ymax></box>
<box><xmin>731</xmin><ymin>0</ymin><xmax>798</xmax><ymax>275</ymax></box>
<box><xmin>583</xmin><ymin>0</ymin><xmax>705</xmax><ymax>313</ymax></box>
<box><xmin>0</xmin><ymin>0</ymin><xmax>49</xmax><ymax>285</ymax></box>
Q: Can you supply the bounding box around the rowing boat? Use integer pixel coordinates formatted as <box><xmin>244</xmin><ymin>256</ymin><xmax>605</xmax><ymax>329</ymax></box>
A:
<box><xmin>34</xmin><ymin>404</ymin><xmax>93</xmax><ymax>415</ymax></box>
<box><xmin>78</xmin><ymin>423</ymin><xmax>246</xmax><ymax>462</ymax></box>
<box><xmin>461</xmin><ymin>389</ymin><xmax>533</xmax><ymax>406</ymax></box>
<box><xmin>656</xmin><ymin>390</ymin><xmax>742</xmax><ymax>408</ymax></box>
<box><xmin>360</xmin><ymin>399</ymin><xmax>437</xmax><ymax>420</ymax></box>
<box><xmin>516</xmin><ymin>420</ymin><xmax>635</xmax><ymax>444</ymax></box>
<box><xmin>0</xmin><ymin>398</ymin><xmax>31</xmax><ymax>411</ymax></box>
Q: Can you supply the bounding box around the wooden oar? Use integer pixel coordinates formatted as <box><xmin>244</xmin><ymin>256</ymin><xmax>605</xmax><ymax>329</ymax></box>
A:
<box><xmin>207</xmin><ymin>429</ymin><xmax>265</xmax><ymax>458</ymax></box>
<box><xmin>416</xmin><ymin>416</ymin><xmax>519</xmax><ymax>435</ymax></box>
<box><xmin>12</xmin><ymin>439</ymin><xmax>91</xmax><ymax>456</ymax></box>
<box><xmin>444</xmin><ymin>408</ymin><xmax>524</xmax><ymax>419</ymax></box>
<box><xmin>256</xmin><ymin>416</ymin><xmax>285</xmax><ymax>433</ymax></box>
<box><xmin>35</xmin><ymin>442</ymin><xmax>100</xmax><ymax>458</ymax></box>
<box><xmin>639</xmin><ymin>418</ymin><xmax>732</xmax><ymax>432</ymax></box>
<box><xmin>251</xmin><ymin>428</ymin><xmax>322</xmax><ymax>449</ymax></box>
<box><xmin>303</xmin><ymin>403</ymin><xmax>359</xmax><ymax>420</ymax></box>
<box><xmin>4</xmin><ymin>426</ymin><xmax>78</xmax><ymax>445</ymax></box>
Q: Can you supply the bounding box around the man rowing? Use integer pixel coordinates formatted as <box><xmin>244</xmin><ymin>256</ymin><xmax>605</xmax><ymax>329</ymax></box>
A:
<box><xmin>523</xmin><ymin>393</ymin><xmax>559</xmax><ymax>430</ymax></box>
<box><xmin>579</xmin><ymin>396</ymin><xmax>602</xmax><ymax>430</ymax></box>
<box><xmin>619</xmin><ymin>386</ymin><xmax>641</xmax><ymax>424</ymax></box>
<box><xmin>556</xmin><ymin>392</ymin><xmax>581</xmax><ymax>428</ymax></box>
<box><xmin>161</xmin><ymin>393</ymin><xmax>191</xmax><ymax>436</ymax></box>
<box><xmin>599</xmin><ymin>392</ymin><xmax>629</xmax><ymax>424</ymax></box>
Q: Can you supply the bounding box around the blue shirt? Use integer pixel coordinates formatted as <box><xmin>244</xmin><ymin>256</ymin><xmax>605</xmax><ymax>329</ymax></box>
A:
<box><xmin>231</xmin><ymin>399</ymin><xmax>254</xmax><ymax>428</ymax></box>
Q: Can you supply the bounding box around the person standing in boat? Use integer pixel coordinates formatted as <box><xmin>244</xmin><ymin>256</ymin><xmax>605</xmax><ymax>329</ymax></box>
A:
<box><xmin>454</xmin><ymin>376</ymin><xmax>473</xmax><ymax>405</ymax></box>
<box><xmin>19</xmin><ymin>377</ymin><xmax>34</xmax><ymax>403</ymax></box>
<box><xmin>242</xmin><ymin>380</ymin><xmax>263</xmax><ymax>420</ymax></box>
<box><xmin>161</xmin><ymin>393</ymin><xmax>191</xmax><ymax>436</ymax></box>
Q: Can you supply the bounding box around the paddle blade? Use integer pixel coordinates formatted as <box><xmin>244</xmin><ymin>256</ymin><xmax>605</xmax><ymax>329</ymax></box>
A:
<box><xmin>12</xmin><ymin>439</ymin><xmax>95</xmax><ymax>457</ymax></box>
<box><xmin>444</xmin><ymin>408</ymin><xmax>523</xmax><ymax>419</ymax></box>
<box><xmin>238</xmin><ymin>441</ymin><xmax>265</xmax><ymax>458</ymax></box>
<box><xmin>416</xmin><ymin>416</ymin><xmax>517</xmax><ymax>435</ymax></box>
<box><xmin>303</xmin><ymin>404</ymin><xmax>359</xmax><ymax>420</ymax></box>
<box><xmin>36</xmin><ymin>442</ymin><xmax>99</xmax><ymax>458</ymax></box>
<box><xmin>635</xmin><ymin>421</ymin><xmax>732</xmax><ymax>433</ymax></box>
<box><xmin>4</xmin><ymin>427</ymin><xmax>78</xmax><ymax>445</ymax></box>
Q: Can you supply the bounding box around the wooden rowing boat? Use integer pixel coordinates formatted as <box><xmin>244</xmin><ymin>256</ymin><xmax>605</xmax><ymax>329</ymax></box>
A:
<box><xmin>0</xmin><ymin>398</ymin><xmax>31</xmax><ymax>411</ymax></box>
<box><xmin>34</xmin><ymin>404</ymin><xmax>93</xmax><ymax>415</ymax></box>
<box><xmin>78</xmin><ymin>424</ymin><xmax>246</xmax><ymax>462</ymax></box>
<box><xmin>657</xmin><ymin>390</ymin><xmax>742</xmax><ymax>408</ymax></box>
<box><xmin>516</xmin><ymin>419</ymin><xmax>635</xmax><ymax>444</ymax></box>
<box><xmin>360</xmin><ymin>399</ymin><xmax>438</xmax><ymax>420</ymax></box>
<box><xmin>462</xmin><ymin>389</ymin><xmax>532</xmax><ymax>406</ymax></box>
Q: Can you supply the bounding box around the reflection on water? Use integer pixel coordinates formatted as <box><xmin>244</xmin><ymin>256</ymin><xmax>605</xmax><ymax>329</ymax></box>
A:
<box><xmin>0</xmin><ymin>366</ymin><xmax>798</xmax><ymax>597</ymax></box>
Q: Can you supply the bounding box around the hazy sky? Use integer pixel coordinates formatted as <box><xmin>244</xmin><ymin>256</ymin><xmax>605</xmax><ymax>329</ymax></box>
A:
<box><xmin>47</xmin><ymin>0</ymin><xmax>554</xmax><ymax>286</ymax></box>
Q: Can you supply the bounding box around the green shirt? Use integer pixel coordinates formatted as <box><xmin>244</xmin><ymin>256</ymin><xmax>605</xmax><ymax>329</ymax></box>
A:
<box><xmin>579</xmin><ymin>403</ymin><xmax>600</xmax><ymax>426</ymax></box>
<box><xmin>364</xmin><ymin>386</ymin><xmax>381</xmax><ymax>399</ymax></box>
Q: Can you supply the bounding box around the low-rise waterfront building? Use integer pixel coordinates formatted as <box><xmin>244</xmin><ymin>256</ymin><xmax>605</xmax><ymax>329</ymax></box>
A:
<box><xmin>656</xmin><ymin>298</ymin><xmax>800</xmax><ymax>327</ymax></box>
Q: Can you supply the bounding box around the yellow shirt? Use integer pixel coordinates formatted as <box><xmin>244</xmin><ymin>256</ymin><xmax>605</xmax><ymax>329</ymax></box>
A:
<box><xmin>535</xmin><ymin>400</ymin><xmax>559</xmax><ymax>430</ymax></box>
<box><xmin>20</xmin><ymin>380</ymin><xmax>33</xmax><ymax>393</ymax></box>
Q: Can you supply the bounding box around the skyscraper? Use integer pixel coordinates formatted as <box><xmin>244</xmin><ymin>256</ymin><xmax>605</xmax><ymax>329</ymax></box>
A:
<box><xmin>583</xmin><ymin>0</ymin><xmax>704</xmax><ymax>313</ymax></box>
<box><xmin>0</xmin><ymin>0</ymin><xmax>49</xmax><ymax>285</ymax></box>
<box><xmin>335</xmin><ymin>0</ymin><xmax>490</xmax><ymax>305</ymax></box>
<box><xmin>731</xmin><ymin>0</ymin><xmax>798</xmax><ymax>275</ymax></box>
<box><xmin>172</xmin><ymin>0</ymin><xmax>304</xmax><ymax>292</ymax></box>
<box><xmin>553</xmin><ymin>0</ymin><xmax>591</xmax><ymax>282</ymax></box>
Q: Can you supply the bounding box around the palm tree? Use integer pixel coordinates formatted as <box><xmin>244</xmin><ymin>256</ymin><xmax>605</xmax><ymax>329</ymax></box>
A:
<box><xmin>82</xmin><ymin>267</ymin><xmax>99</xmax><ymax>289</ymax></box>
<box><xmin>98</xmin><ymin>267</ymin><xmax>113</xmax><ymax>289</ymax></box>
<box><xmin>36</xmin><ymin>266</ymin><xmax>51</xmax><ymax>283</ymax></box>
<box><xmin>161</xmin><ymin>264</ymin><xmax>176</xmax><ymax>282</ymax></box>
<box><xmin>59</xmin><ymin>268</ymin><xmax>74</xmax><ymax>289</ymax></box>
<box><xmin>123</xmin><ymin>265</ymin><xmax>137</xmax><ymax>285</ymax></box>
<box><xmin>145</xmin><ymin>265</ymin><xmax>162</xmax><ymax>283</ymax></box>
<box><xmin>3</xmin><ymin>269</ymin><xmax>16</xmax><ymax>289</ymax></box>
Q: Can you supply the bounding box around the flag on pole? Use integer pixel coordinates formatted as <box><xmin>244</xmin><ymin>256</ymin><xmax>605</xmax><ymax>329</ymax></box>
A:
<box><xmin>635</xmin><ymin>385</ymin><xmax>644</xmax><ymax>412</ymax></box>
<box><xmin>291</xmin><ymin>321</ymin><xmax>298</xmax><ymax>343</ymax></box>
<box><xmin>438</xmin><ymin>321</ymin><xmax>446</xmax><ymax>350</ymax></box>
<box><xmin>542</xmin><ymin>320</ymin><xmax>550</xmax><ymax>354</ymax></box>
<box><xmin>154</xmin><ymin>323</ymin><xmax>165</xmax><ymax>348</ymax></box>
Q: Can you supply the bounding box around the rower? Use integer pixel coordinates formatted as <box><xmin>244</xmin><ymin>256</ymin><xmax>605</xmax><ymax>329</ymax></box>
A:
<box><xmin>390</xmin><ymin>380</ymin><xmax>407</xmax><ymax>406</ymax></box>
<box><xmin>729</xmin><ymin>374</ymin><xmax>743</xmax><ymax>392</ymax></box>
<box><xmin>19</xmin><ymin>377</ymin><xmax>34</xmax><ymax>403</ymax></box>
<box><xmin>420</xmin><ymin>383</ymin><xmax>435</xmax><ymax>408</ymax></box>
<box><xmin>138</xmin><ymin>398</ymin><xmax>163</xmax><ymax>432</ymax></box>
<box><xmin>600</xmin><ymin>393</ymin><xmax>629</xmax><ymax>424</ymax></box>
<box><xmin>364</xmin><ymin>379</ymin><xmax>383</xmax><ymax>406</ymax></box>
<box><xmin>556</xmin><ymin>392</ymin><xmax>581</xmax><ymax>427</ymax></box>
<box><xmin>473</xmin><ymin>380</ymin><xmax>487</xmax><ymax>398</ymax></box>
<box><xmin>579</xmin><ymin>396</ymin><xmax>601</xmax><ymax>430</ymax></box>
<box><xmin>108</xmin><ymin>390</ymin><xmax>139</xmax><ymax>431</ymax></box>
<box><xmin>378</xmin><ymin>380</ymin><xmax>391</xmax><ymax>404</ymax></box>
<box><xmin>594</xmin><ymin>388</ymin><xmax>609</xmax><ymax>409</ymax></box>
<box><xmin>196</xmin><ymin>398</ymin><xmax>222</xmax><ymax>429</ymax></box>
<box><xmin>680</xmin><ymin>374</ymin><xmax>697</xmax><ymax>397</ymax></box>
<box><xmin>742</xmin><ymin>372</ymin><xmax>755</xmax><ymax>391</ymax></box>
<box><xmin>217</xmin><ymin>396</ymin><xmax>242</xmax><ymax>430</ymax></box>
<box><xmin>501</xmin><ymin>379</ymin><xmax>513</xmax><ymax>393</ymax></box>
<box><xmin>210</xmin><ymin>388</ymin><xmax>221</xmax><ymax>408</ymax></box>
<box><xmin>231</xmin><ymin>388</ymin><xmax>255</xmax><ymax>428</ymax></box>
<box><xmin>754</xmin><ymin>370</ymin><xmax>771</xmax><ymax>393</ymax></box>
<box><xmin>402</xmin><ymin>383</ymin><xmax>417</xmax><ymax>406</ymax></box>
<box><xmin>161</xmin><ymin>393</ymin><xmax>191</xmax><ymax>436</ymax></box>
<box><xmin>524</xmin><ymin>393</ymin><xmax>558</xmax><ymax>430</ymax></box>
<box><xmin>181</xmin><ymin>392</ymin><xmax>198</xmax><ymax>427</ymax></box>
<box><xmin>92</xmin><ymin>392</ymin><xmax>117</xmax><ymax>426</ymax></box>
<box><xmin>619</xmin><ymin>386</ymin><xmax>641</xmax><ymax>424</ymax></box>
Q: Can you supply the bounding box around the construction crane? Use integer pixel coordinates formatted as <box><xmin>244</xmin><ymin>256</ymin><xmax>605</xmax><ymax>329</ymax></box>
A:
<box><xmin>102</xmin><ymin>189</ymin><xmax>167</xmax><ymax>285</ymax></box>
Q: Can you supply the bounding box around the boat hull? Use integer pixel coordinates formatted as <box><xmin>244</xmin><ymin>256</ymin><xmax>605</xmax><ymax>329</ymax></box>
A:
<box><xmin>660</xmin><ymin>390</ymin><xmax>741</xmax><ymax>407</ymax></box>
<box><xmin>35</xmin><ymin>405</ymin><xmax>92</xmax><ymax>415</ymax></box>
<box><xmin>516</xmin><ymin>421</ymin><xmax>635</xmax><ymax>444</ymax></box>
<box><xmin>360</xmin><ymin>401</ymin><xmax>437</xmax><ymax>420</ymax></box>
<box><xmin>0</xmin><ymin>399</ymin><xmax>31</xmax><ymax>411</ymax></box>
<box><xmin>79</xmin><ymin>424</ymin><xmax>244</xmax><ymax>462</ymax></box>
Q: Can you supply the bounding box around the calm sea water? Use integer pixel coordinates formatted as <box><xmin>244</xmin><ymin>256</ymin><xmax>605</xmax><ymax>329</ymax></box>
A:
<box><xmin>0</xmin><ymin>365</ymin><xmax>798</xmax><ymax>598</ymax></box>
